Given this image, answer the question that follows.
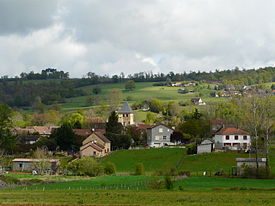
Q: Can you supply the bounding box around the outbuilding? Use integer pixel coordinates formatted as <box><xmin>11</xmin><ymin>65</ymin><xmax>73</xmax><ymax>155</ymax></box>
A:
<box><xmin>197</xmin><ymin>140</ymin><xmax>214</xmax><ymax>154</ymax></box>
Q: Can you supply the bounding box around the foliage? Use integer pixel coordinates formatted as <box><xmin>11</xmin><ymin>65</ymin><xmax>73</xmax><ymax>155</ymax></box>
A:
<box><xmin>125</xmin><ymin>80</ymin><xmax>136</xmax><ymax>90</ymax></box>
<box><xmin>0</xmin><ymin>175</ymin><xmax>20</xmax><ymax>185</ymax></box>
<box><xmin>134</xmin><ymin>163</ymin><xmax>145</xmax><ymax>175</ymax></box>
<box><xmin>0</xmin><ymin>104</ymin><xmax>16</xmax><ymax>153</ymax></box>
<box><xmin>107</xmin><ymin>133</ymin><xmax>131</xmax><ymax>150</ymax></box>
<box><xmin>32</xmin><ymin>147</ymin><xmax>51</xmax><ymax>175</ymax></box>
<box><xmin>106</xmin><ymin>111</ymin><xmax>123</xmax><ymax>134</ymax></box>
<box><xmin>50</xmin><ymin>123</ymin><xmax>80</xmax><ymax>151</ymax></box>
<box><xmin>109</xmin><ymin>88</ymin><xmax>122</xmax><ymax>111</ymax></box>
<box><xmin>104</xmin><ymin>162</ymin><xmax>116</xmax><ymax>175</ymax></box>
<box><xmin>92</xmin><ymin>86</ymin><xmax>102</xmax><ymax>94</ymax></box>
<box><xmin>186</xmin><ymin>143</ymin><xmax>197</xmax><ymax>155</ymax></box>
<box><xmin>164</xmin><ymin>175</ymin><xmax>173</xmax><ymax>190</ymax></box>
<box><xmin>61</xmin><ymin>112</ymin><xmax>84</xmax><ymax>129</ymax></box>
<box><xmin>67</xmin><ymin>157</ymin><xmax>103</xmax><ymax>176</ymax></box>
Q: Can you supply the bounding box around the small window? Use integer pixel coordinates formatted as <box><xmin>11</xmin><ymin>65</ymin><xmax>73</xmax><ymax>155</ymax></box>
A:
<box><xmin>163</xmin><ymin>136</ymin><xmax>167</xmax><ymax>140</ymax></box>
<box><xmin>93</xmin><ymin>151</ymin><xmax>96</xmax><ymax>155</ymax></box>
<box><xmin>234</xmin><ymin>135</ymin><xmax>238</xmax><ymax>140</ymax></box>
<box><xmin>19</xmin><ymin>163</ymin><xmax>23</xmax><ymax>168</ymax></box>
<box><xmin>155</xmin><ymin>136</ymin><xmax>160</xmax><ymax>140</ymax></box>
<box><xmin>159</xmin><ymin>128</ymin><xmax>163</xmax><ymax>133</ymax></box>
<box><xmin>243</xmin><ymin>136</ymin><xmax>247</xmax><ymax>140</ymax></box>
<box><xmin>225</xmin><ymin>135</ymin><xmax>229</xmax><ymax>140</ymax></box>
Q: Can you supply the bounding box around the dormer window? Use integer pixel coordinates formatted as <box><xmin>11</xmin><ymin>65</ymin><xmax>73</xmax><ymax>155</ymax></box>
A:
<box><xmin>159</xmin><ymin>128</ymin><xmax>163</xmax><ymax>133</ymax></box>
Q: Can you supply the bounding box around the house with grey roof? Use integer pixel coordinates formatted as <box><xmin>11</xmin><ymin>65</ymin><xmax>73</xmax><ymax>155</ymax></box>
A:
<box><xmin>147</xmin><ymin>124</ymin><xmax>174</xmax><ymax>148</ymax></box>
<box><xmin>197</xmin><ymin>140</ymin><xmax>214</xmax><ymax>154</ymax></box>
<box><xmin>117</xmin><ymin>102</ymin><xmax>134</xmax><ymax>126</ymax></box>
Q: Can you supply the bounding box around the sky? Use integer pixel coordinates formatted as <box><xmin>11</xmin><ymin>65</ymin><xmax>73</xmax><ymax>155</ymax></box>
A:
<box><xmin>0</xmin><ymin>0</ymin><xmax>275</xmax><ymax>77</ymax></box>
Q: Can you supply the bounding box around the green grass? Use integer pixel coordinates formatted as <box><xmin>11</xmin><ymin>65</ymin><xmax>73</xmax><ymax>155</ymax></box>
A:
<box><xmin>102</xmin><ymin>148</ymin><xmax>185</xmax><ymax>173</ymax></box>
<box><xmin>179</xmin><ymin>152</ymin><xmax>249</xmax><ymax>173</ymax></box>
<box><xmin>174</xmin><ymin>177</ymin><xmax>275</xmax><ymax>190</ymax></box>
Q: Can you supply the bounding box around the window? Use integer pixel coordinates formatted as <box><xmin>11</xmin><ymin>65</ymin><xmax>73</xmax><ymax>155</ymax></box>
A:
<box><xmin>93</xmin><ymin>151</ymin><xmax>96</xmax><ymax>155</ymax></box>
<box><xmin>243</xmin><ymin>136</ymin><xmax>247</xmax><ymax>140</ymax></box>
<box><xmin>234</xmin><ymin>135</ymin><xmax>238</xmax><ymax>140</ymax></box>
<box><xmin>225</xmin><ymin>135</ymin><xmax>229</xmax><ymax>140</ymax></box>
<box><xmin>163</xmin><ymin>136</ymin><xmax>167</xmax><ymax>140</ymax></box>
<box><xmin>155</xmin><ymin>136</ymin><xmax>160</xmax><ymax>140</ymax></box>
<box><xmin>19</xmin><ymin>163</ymin><xmax>23</xmax><ymax>168</ymax></box>
<box><xmin>159</xmin><ymin>128</ymin><xmax>163</xmax><ymax>133</ymax></box>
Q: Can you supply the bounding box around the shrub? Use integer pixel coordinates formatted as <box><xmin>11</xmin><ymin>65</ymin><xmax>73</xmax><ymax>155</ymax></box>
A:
<box><xmin>178</xmin><ymin>170</ymin><xmax>191</xmax><ymax>177</ymax></box>
<box><xmin>104</xmin><ymin>162</ymin><xmax>116</xmax><ymax>175</ymax></box>
<box><xmin>0</xmin><ymin>175</ymin><xmax>20</xmax><ymax>185</ymax></box>
<box><xmin>186</xmin><ymin>143</ymin><xmax>197</xmax><ymax>155</ymax></box>
<box><xmin>164</xmin><ymin>175</ymin><xmax>173</xmax><ymax>190</ymax></box>
<box><xmin>242</xmin><ymin>166</ymin><xmax>272</xmax><ymax>179</ymax></box>
<box><xmin>147</xmin><ymin>177</ymin><xmax>164</xmax><ymax>190</ymax></box>
<box><xmin>134</xmin><ymin>163</ymin><xmax>145</xmax><ymax>175</ymax></box>
<box><xmin>67</xmin><ymin>157</ymin><xmax>103</xmax><ymax>177</ymax></box>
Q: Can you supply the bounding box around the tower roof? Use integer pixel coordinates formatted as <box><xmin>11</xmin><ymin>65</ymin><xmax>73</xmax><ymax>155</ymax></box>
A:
<box><xmin>117</xmin><ymin>102</ymin><xmax>133</xmax><ymax>114</ymax></box>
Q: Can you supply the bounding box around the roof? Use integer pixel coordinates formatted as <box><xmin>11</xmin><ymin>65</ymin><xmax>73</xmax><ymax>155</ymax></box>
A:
<box><xmin>135</xmin><ymin>123</ymin><xmax>152</xmax><ymax>130</ymax></box>
<box><xmin>148</xmin><ymin>124</ymin><xmax>174</xmax><ymax>131</ymax></box>
<box><xmin>236</xmin><ymin>158</ymin><xmax>266</xmax><ymax>163</ymax></box>
<box><xmin>200</xmin><ymin>140</ymin><xmax>213</xmax><ymax>145</ymax></box>
<box><xmin>12</xmin><ymin>158</ymin><xmax>59</xmax><ymax>163</ymax></box>
<box><xmin>73</xmin><ymin>129</ymin><xmax>92</xmax><ymax>137</ymax></box>
<box><xmin>87</xmin><ymin>117</ymin><xmax>106</xmax><ymax>123</ymax></box>
<box><xmin>80</xmin><ymin>142</ymin><xmax>103</xmax><ymax>152</ymax></box>
<box><xmin>117</xmin><ymin>102</ymin><xmax>133</xmax><ymax>114</ymax></box>
<box><xmin>215</xmin><ymin>127</ymin><xmax>249</xmax><ymax>135</ymax></box>
<box><xmin>16</xmin><ymin>135</ymin><xmax>40</xmax><ymax>142</ymax></box>
<box><xmin>191</xmin><ymin>98</ymin><xmax>201</xmax><ymax>102</ymax></box>
<box><xmin>94</xmin><ymin>132</ymin><xmax>111</xmax><ymax>143</ymax></box>
<box><xmin>13</xmin><ymin>126</ymin><xmax>59</xmax><ymax>135</ymax></box>
<box><xmin>210</xmin><ymin>120</ymin><xmax>227</xmax><ymax>124</ymax></box>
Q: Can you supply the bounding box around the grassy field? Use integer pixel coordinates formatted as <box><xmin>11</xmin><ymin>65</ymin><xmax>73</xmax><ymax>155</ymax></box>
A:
<box><xmin>1</xmin><ymin>190</ymin><xmax>275</xmax><ymax>206</ymax></box>
<box><xmin>101</xmin><ymin>148</ymin><xmax>186</xmax><ymax>173</ymax></box>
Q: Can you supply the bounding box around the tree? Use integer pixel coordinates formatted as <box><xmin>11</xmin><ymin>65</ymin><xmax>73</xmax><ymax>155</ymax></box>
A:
<box><xmin>32</xmin><ymin>147</ymin><xmax>51</xmax><ymax>175</ymax></box>
<box><xmin>92</xmin><ymin>86</ymin><xmax>102</xmax><ymax>95</ymax></box>
<box><xmin>109</xmin><ymin>88</ymin><xmax>122</xmax><ymax>111</ymax></box>
<box><xmin>106</xmin><ymin>111</ymin><xmax>123</xmax><ymax>134</ymax></box>
<box><xmin>61</xmin><ymin>112</ymin><xmax>84</xmax><ymax>129</ymax></box>
<box><xmin>51</xmin><ymin>123</ymin><xmax>79</xmax><ymax>152</ymax></box>
<box><xmin>125</xmin><ymin>80</ymin><xmax>136</xmax><ymax>90</ymax></box>
<box><xmin>0</xmin><ymin>104</ymin><xmax>16</xmax><ymax>153</ymax></box>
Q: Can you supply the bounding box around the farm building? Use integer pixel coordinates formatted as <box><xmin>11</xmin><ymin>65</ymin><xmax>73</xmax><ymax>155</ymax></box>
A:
<box><xmin>12</xmin><ymin>158</ymin><xmax>59</xmax><ymax>172</ymax></box>
<box><xmin>177</xmin><ymin>88</ymin><xmax>188</xmax><ymax>94</ymax></box>
<box><xmin>236</xmin><ymin>158</ymin><xmax>267</xmax><ymax>176</ymax></box>
<box><xmin>197</xmin><ymin>140</ymin><xmax>214</xmax><ymax>154</ymax></box>
<box><xmin>214</xmin><ymin>127</ymin><xmax>251</xmax><ymax>151</ymax></box>
<box><xmin>117</xmin><ymin>101</ymin><xmax>134</xmax><ymax>126</ymax></box>
<box><xmin>80</xmin><ymin>132</ymin><xmax>111</xmax><ymax>157</ymax></box>
<box><xmin>147</xmin><ymin>124</ymin><xmax>174</xmax><ymax>148</ymax></box>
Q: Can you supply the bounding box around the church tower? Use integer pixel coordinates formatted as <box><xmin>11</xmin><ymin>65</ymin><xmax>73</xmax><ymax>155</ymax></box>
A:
<box><xmin>117</xmin><ymin>102</ymin><xmax>134</xmax><ymax>126</ymax></box>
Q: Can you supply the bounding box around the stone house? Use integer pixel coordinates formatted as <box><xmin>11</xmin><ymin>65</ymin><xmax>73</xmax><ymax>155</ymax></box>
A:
<box><xmin>147</xmin><ymin>124</ymin><xmax>174</xmax><ymax>148</ymax></box>
<box><xmin>191</xmin><ymin>98</ymin><xmax>206</xmax><ymax>105</ymax></box>
<box><xmin>12</xmin><ymin>158</ymin><xmax>59</xmax><ymax>172</ymax></box>
<box><xmin>80</xmin><ymin>132</ymin><xmax>111</xmax><ymax>157</ymax></box>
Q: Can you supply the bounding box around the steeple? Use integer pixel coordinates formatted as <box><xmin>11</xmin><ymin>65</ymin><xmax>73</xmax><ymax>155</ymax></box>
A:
<box><xmin>117</xmin><ymin>101</ymin><xmax>133</xmax><ymax>114</ymax></box>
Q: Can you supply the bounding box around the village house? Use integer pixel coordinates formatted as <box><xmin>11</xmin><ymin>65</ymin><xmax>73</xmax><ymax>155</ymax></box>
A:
<box><xmin>147</xmin><ymin>124</ymin><xmax>174</xmax><ymax>148</ymax></box>
<box><xmin>191</xmin><ymin>98</ymin><xmax>206</xmax><ymax>105</ymax></box>
<box><xmin>214</xmin><ymin>127</ymin><xmax>251</xmax><ymax>151</ymax></box>
<box><xmin>218</xmin><ymin>91</ymin><xmax>241</xmax><ymax>97</ymax></box>
<box><xmin>171</xmin><ymin>82</ymin><xmax>182</xmax><ymax>87</ymax></box>
<box><xmin>210</xmin><ymin>120</ymin><xmax>227</xmax><ymax>134</ymax></box>
<box><xmin>80</xmin><ymin>132</ymin><xmax>111</xmax><ymax>157</ymax></box>
<box><xmin>117</xmin><ymin>102</ymin><xmax>134</xmax><ymax>126</ymax></box>
<box><xmin>177</xmin><ymin>88</ymin><xmax>188</xmax><ymax>94</ymax></box>
<box><xmin>87</xmin><ymin>117</ymin><xmax>106</xmax><ymax>131</ymax></box>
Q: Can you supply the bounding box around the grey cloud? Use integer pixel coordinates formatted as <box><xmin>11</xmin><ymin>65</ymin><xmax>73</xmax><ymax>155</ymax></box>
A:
<box><xmin>0</xmin><ymin>0</ymin><xmax>59</xmax><ymax>35</ymax></box>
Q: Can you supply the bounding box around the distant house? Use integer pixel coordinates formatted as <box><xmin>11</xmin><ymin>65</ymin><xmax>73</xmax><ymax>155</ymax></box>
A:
<box><xmin>191</xmin><ymin>98</ymin><xmax>206</xmax><ymax>105</ymax></box>
<box><xmin>183</xmin><ymin>82</ymin><xmax>197</xmax><ymax>87</ymax></box>
<box><xmin>178</xmin><ymin>88</ymin><xmax>188</xmax><ymax>94</ymax></box>
<box><xmin>147</xmin><ymin>124</ymin><xmax>174</xmax><ymax>148</ymax></box>
<box><xmin>16</xmin><ymin>135</ymin><xmax>40</xmax><ymax>145</ymax></box>
<box><xmin>197</xmin><ymin>140</ymin><xmax>214</xmax><ymax>154</ymax></box>
<box><xmin>171</xmin><ymin>82</ymin><xmax>182</xmax><ymax>87</ymax></box>
<box><xmin>219</xmin><ymin>91</ymin><xmax>241</xmax><ymax>97</ymax></box>
<box><xmin>12</xmin><ymin>158</ymin><xmax>59</xmax><ymax>172</ymax></box>
<box><xmin>117</xmin><ymin>102</ymin><xmax>134</xmax><ymax>126</ymax></box>
<box><xmin>214</xmin><ymin>127</ymin><xmax>251</xmax><ymax>150</ymax></box>
<box><xmin>80</xmin><ymin>132</ymin><xmax>111</xmax><ymax>157</ymax></box>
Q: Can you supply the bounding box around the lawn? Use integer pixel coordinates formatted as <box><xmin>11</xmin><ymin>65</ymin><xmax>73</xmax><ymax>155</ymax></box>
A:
<box><xmin>101</xmin><ymin>148</ymin><xmax>186</xmax><ymax>173</ymax></box>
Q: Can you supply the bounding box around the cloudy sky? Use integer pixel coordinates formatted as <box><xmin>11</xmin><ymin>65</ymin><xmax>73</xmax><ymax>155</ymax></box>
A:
<box><xmin>0</xmin><ymin>0</ymin><xmax>275</xmax><ymax>77</ymax></box>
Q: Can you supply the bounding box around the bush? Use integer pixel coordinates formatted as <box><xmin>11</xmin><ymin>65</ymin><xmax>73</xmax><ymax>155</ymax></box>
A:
<box><xmin>186</xmin><ymin>143</ymin><xmax>197</xmax><ymax>154</ymax></box>
<box><xmin>242</xmin><ymin>166</ymin><xmax>271</xmax><ymax>179</ymax></box>
<box><xmin>164</xmin><ymin>175</ymin><xmax>173</xmax><ymax>190</ymax></box>
<box><xmin>147</xmin><ymin>177</ymin><xmax>164</xmax><ymax>190</ymax></box>
<box><xmin>0</xmin><ymin>175</ymin><xmax>20</xmax><ymax>185</ymax></box>
<box><xmin>67</xmin><ymin>157</ymin><xmax>103</xmax><ymax>177</ymax></box>
<box><xmin>134</xmin><ymin>163</ymin><xmax>145</xmax><ymax>175</ymax></box>
<box><xmin>104</xmin><ymin>162</ymin><xmax>116</xmax><ymax>175</ymax></box>
<box><xmin>178</xmin><ymin>170</ymin><xmax>191</xmax><ymax>177</ymax></box>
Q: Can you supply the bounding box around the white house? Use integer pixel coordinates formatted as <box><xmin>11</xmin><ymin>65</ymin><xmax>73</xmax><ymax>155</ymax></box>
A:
<box><xmin>214</xmin><ymin>127</ymin><xmax>250</xmax><ymax>150</ymax></box>
<box><xmin>191</xmin><ymin>98</ymin><xmax>206</xmax><ymax>105</ymax></box>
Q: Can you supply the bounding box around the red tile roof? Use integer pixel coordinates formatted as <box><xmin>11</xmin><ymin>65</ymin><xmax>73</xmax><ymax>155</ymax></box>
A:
<box><xmin>215</xmin><ymin>127</ymin><xmax>249</xmax><ymax>135</ymax></box>
<box><xmin>135</xmin><ymin>124</ymin><xmax>152</xmax><ymax>130</ymax></box>
<box><xmin>73</xmin><ymin>129</ymin><xmax>92</xmax><ymax>137</ymax></box>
